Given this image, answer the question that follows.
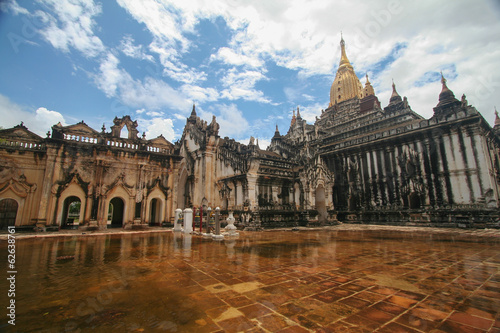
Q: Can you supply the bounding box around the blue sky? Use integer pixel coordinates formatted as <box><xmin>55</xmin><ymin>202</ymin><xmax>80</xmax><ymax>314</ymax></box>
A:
<box><xmin>1</xmin><ymin>0</ymin><xmax>499</xmax><ymax>148</ymax></box>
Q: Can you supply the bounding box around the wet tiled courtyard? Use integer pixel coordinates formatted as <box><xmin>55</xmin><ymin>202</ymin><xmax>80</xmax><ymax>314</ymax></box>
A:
<box><xmin>1</xmin><ymin>227</ymin><xmax>500</xmax><ymax>332</ymax></box>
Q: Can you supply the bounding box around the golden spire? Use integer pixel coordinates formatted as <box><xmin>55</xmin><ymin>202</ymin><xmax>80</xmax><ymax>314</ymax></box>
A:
<box><xmin>339</xmin><ymin>33</ymin><xmax>351</xmax><ymax>68</ymax></box>
<box><xmin>329</xmin><ymin>35</ymin><xmax>363</xmax><ymax>106</ymax></box>
<box><xmin>291</xmin><ymin>109</ymin><xmax>296</xmax><ymax>126</ymax></box>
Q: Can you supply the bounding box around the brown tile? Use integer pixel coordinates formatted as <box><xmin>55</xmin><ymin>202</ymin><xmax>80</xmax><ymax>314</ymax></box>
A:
<box><xmin>386</xmin><ymin>295</ymin><xmax>419</xmax><ymax>308</ymax></box>
<box><xmin>370</xmin><ymin>286</ymin><xmax>398</xmax><ymax>296</ymax></box>
<box><xmin>277</xmin><ymin>325</ymin><xmax>310</xmax><ymax>333</ymax></box>
<box><xmin>217</xmin><ymin>315</ymin><xmax>257</xmax><ymax>332</ymax></box>
<box><xmin>396</xmin><ymin>312</ymin><xmax>439</xmax><ymax>332</ymax></box>
<box><xmin>356</xmin><ymin>307</ymin><xmax>394</xmax><ymax>324</ymax></box>
<box><xmin>290</xmin><ymin>314</ymin><xmax>323</xmax><ymax>330</ymax></box>
<box><xmin>356</xmin><ymin>290</ymin><xmax>388</xmax><ymax>303</ymax></box>
<box><xmin>223</xmin><ymin>295</ymin><xmax>253</xmax><ymax>308</ymax></box>
<box><xmin>276</xmin><ymin>302</ymin><xmax>307</xmax><ymax>318</ymax></box>
<box><xmin>343</xmin><ymin>314</ymin><xmax>381</xmax><ymax>330</ymax></box>
<box><xmin>409</xmin><ymin>305</ymin><xmax>448</xmax><ymax>321</ymax></box>
<box><xmin>257</xmin><ymin>313</ymin><xmax>291</xmax><ymax>331</ymax></box>
<box><xmin>339</xmin><ymin>296</ymin><xmax>371</xmax><ymax>309</ymax></box>
<box><xmin>438</xmin><ymin>320</ymin><xmax>488</xmax><ymax>333</ymax></box>
<box><xmin>376</xmin><ymin>322</ymin><xmax>421</xmax><ymax>333</ymax></box>
<box><xmin>371</xmin><ymin>301</ymin><xmax>407</xmax><ymax>315</ymax></box>
<box><xmin>448</xmin><ymin>312</ymin><xmax>493</xmax><ymax>330</ymax></box>
<box><xmin>239</xmin><ymin>303</ymin><xmax>272</xmax><ymax>319</ymax></box>
<box><xmin>311</xmin><ymin>292</ymin><xmax>342</xmax><ymax>303</ymax></box>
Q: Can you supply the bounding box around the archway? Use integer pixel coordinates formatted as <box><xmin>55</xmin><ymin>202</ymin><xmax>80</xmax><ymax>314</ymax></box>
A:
<box><xmin>315</xmin><ymin>185</ymin><xmax>327</xmax><ymax>224</ymax></box>
<box><xmin>62</xmin><ymin>196</ymin><xmax>81</xmax><ymax>229</ymax></box>
<box><xmin>149</xmin><ymin>198</ymin><xmax>162</xmax><ymax>226</ymax></box>
<box><xmin>0</xmin><ymin>199</ymin><xmax>18</xmax><ymax>229</ymax></box>
<box><xmin>108</xmin><ymin>197</ymin><xmax>125</xmax><ymax>227</ymax></box>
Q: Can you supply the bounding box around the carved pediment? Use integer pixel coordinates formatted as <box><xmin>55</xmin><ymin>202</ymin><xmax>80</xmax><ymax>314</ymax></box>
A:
<box><xmin>148</xmin><ymin>135</ymin><xmax>174</xmax><ymax>148</ymax></box>
<box><xmin>59</xmin><ymin>122</ymin><xmax>100</xmax><ymax>136</ymax></box>
<box><xmin>0</xmin><ymin>176</ymin><xmax>37</xmax><ymax>198</ymax></box>
<box><xmin>0</xmin><ymin>124</ymin><xmax>43</xmax><ymax>142</ymax></box>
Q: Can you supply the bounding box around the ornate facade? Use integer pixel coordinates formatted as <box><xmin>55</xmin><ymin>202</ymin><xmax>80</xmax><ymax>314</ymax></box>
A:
<box><xmin>0</xmin><ymin>116</ymin><xmax>181</xmax><ymax>230</ymax></box>
<box><xmin>1</xmin><ymin>38</ymin><xmax>500</xmax><ymax>230</ymax></box>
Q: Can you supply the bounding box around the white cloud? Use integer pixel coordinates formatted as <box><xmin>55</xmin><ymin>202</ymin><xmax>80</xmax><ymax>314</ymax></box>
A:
<box><xmin>36</xmin><ymin>0</ymin><xmax>105</xmax><ymax>57</ymax></box>
<box><xmin>210</xmin><ymin>47</ymin><xmax>264</xmax><ymax>68</ymax></box>
<box><xmin>94</xmin><ymin>52</ymin><xmax>192</xmax><ymax>112</ymax></box>
<box><xmin>0</xmin><ymin>94</ymin><xmax>66</xmax><ymax>136</ymax></box>
<box><xmin>199</xmin><ymin>103</ymin><xmax>250</xmax><ymax>139</ymax></box>
<box><xmin>0</xmin><ymin>0</ymin><xmax>29</xmax><ymax>15</ymax></box>
<box><xmin>119</xmin><ymin>35</ymin><xmax>154</xmax><ymax>62</ymax></box>
<box><xmin>34</xmin><ymin>107</ymin><xmax>67</xmax><ymax>133</ymax></box>
<box><xmin>220</xmin><ymin>68</ymin><xmax>271</xmax><ymax>103</ymax></box>
<box><xmin>139</xmin><ymin>117</ymin><xmax>176</xmax><ymax>141</ymax></box>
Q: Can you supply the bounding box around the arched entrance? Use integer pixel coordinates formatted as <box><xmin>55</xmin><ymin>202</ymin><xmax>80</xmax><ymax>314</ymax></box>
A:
<box><xmin>149</xmin><ymin>198</ymin><xmax>162</xmax><ymax>226</ymax></box>
<box><xmin>108</xmin><ymin>197</ymin><xmax>125</xmax><ymax>227</ymax></box>
<box><xmin>62</xmin><ymin>196</ymin><xmax>81</xmax><ymax>229</ymax></box>
<box><xmin>0</xmin><ymin>199</ymin><xmax>18</xmax><ymax>229</ymax></box>
<box><xmin>315</xmin><ymin>185</ymin><xmax>327</xmax><ymax>224</ymax></box>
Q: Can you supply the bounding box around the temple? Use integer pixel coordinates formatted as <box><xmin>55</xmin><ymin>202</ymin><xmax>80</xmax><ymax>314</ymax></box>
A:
<box><xmin>1</xmin><ymin>38</ymin><xmax>500</xmax><ymax>230</ymax></box>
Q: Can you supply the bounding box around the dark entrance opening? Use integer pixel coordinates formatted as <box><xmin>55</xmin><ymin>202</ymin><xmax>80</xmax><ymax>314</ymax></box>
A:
<box><xmin>150</xmin><ymin>198</ymin><xmax>161</xmax><ymax>226</ymax></box>
<box><xmin>108</xmin><ymin>197</ymin><xmax>125</xmax><ymax>227</ymax></box>
<box><xmin>0</xmin><ymin>199</ymin><xmax>18</xmax><ymax>230</ymax></box>
<box><xmin>62</xmin><ymin>196</ymin><xmax>81</xmax><ymax>229</ymax></box>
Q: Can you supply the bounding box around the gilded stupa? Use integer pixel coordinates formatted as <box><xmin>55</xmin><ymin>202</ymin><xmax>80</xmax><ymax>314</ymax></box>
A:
<box><xmin>329</xmin><ymin>36</ymin><xmax>364</xmax><ymax>106</ymax></box>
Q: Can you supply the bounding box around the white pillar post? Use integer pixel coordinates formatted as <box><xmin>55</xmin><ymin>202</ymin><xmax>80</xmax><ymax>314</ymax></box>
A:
<box><xmin>183</xmin><ymin>208</ymin><xmax>193</xmax><ymax>234</ymax></box>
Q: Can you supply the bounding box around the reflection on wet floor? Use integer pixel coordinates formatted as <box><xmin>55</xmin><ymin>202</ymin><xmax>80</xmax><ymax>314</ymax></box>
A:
<box><xmin>0</xmin><ymin>229</ymin><xmax>499</xmax><ymax>332</ymax></box>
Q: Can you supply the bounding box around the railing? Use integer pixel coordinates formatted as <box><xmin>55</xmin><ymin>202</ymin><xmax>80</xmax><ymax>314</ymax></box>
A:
<box><xmin>0</xmin><ymin>139</ymin><xmax>45</xmax><ymax>150</ymax></box>
<box><xmin>63</xmin><ymin>134</ymin><xmax>98</xmax><ymax>143</ymax></box>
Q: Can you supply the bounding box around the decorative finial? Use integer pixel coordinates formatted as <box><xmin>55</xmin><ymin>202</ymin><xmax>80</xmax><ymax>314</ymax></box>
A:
<box><xmin>101</xmin><ymin>123</ymin><xmax>106</xmax><ymax>133</ymax></box>
<box><xmin>297</xmin><ymin>106</ymin><xmax>301</xmax><ymax>118</ymax></box>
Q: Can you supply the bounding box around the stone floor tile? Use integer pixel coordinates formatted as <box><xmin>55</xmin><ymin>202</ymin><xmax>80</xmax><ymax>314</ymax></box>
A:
<box><xmin>396</xmin><ymin>312</ymin><xmax>440</xmax><ymax>332</ymax></box>
<box><xmin>226</xmin><ymin>295</ymin><xmax>255</xmax><ymax>308</ymax></box>
<box><xmin>256</xmin><ymin>313</ymin><xmax>291</xmax><ymax>331</ymax></box>
<box><xmin>371</xmin><ymin>301</ymin><xmax>407</xmax><ymax>315</ymax></box>
<box><xmin>448</xmin><ymin>311</ymin><xmax>494</xmax><ymax>330</ymax></box>
<box><xmin>386</xmin><ymin>295</ymin><xmax>419</xmax><ymax>308</ymax></box>
<box><xmin>239</xmin><ymin>303</ymin><xmax>273</xmax><ymax>319</ymax></box>
<box><xmin>216</xmin><ymin>315</ymin><xmax>258</xmax><ymax>332</ymax></box>
<box><xmin>277</xmin><ymin>325</ymin><xmax>310</xmax><ymax>333</ymax></box>
<box><xmin>338</xmin><ymin>296</ymin><xmax>371</xmax><ymax>309</ymax></box>
<box><xmin>438</xmin><ymin>320</ymin><xmax>488</xmax><ymax>333</ymax></box>
<box><xmin>376</xmin><ymin>322</ymin><xmax>422</xmax><ymax>333</ymax></box>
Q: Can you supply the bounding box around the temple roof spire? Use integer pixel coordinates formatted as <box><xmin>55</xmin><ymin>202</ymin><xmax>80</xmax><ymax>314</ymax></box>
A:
<box><xmin>436</xmin><ymin>72</ymin><xmax>458</xmax><ymax>107</ymax></box>
<box><xmin>329</xmin><ymin>35</ymin><xmax>364</xmax><ymax>107</ymax></box>
<box><xmin>389</xmin><ymin>79</ymin><xmax>402</xmax><ymax>104</ymax></box>
<box><xmin>364</xmin><ymin>74</ymin><xmax>375</xmax><ymax>96</ymax></box>
<box><xmin>339</xmin><ymin>33</ymin><xmax>351</xmax><ymax>68</ymax></box>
